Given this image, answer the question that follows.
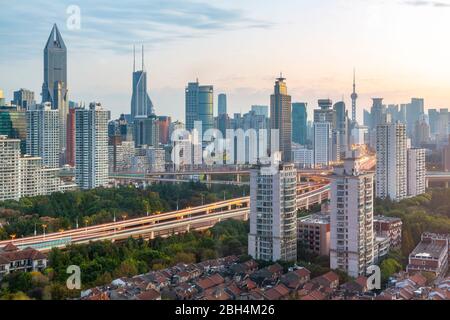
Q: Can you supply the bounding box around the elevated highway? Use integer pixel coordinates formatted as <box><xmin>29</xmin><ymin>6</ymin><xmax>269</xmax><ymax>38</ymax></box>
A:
<box><xmin>0</xmin><ymin>183</ymin><xmax>330</xmax><ymax>252</ymax></box>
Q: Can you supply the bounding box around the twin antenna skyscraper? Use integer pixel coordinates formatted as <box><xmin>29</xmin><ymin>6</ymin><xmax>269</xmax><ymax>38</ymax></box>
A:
<box><xmin>133</xmin><ymin>44</ymin><xmax>146</xmax><ymax>72</ymax></box>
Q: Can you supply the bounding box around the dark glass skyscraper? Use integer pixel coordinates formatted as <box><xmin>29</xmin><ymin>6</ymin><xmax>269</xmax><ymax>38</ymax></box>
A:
<box><xmin>218</xmin><ymin>93</ymin><xmax>227</xmax><ymax>115</ymax></box>
<box><xmin>270</xmin><ymin>76</ymin><xmax>292</xmax><ymax>162</ymax></box>
<box><xmin>292</xmin><ymin>102</ymin><xmax>307</xmax><ymax>145</ymax></box>
<box><xmin>185</xmin><ymin>80</ymin><xmax>214</xmax><ymax>136</ymax></box>
<box><xmin>131</xmin><ymin>46</ymin><xmax>154</xmax><ymax>122</ymax></box>
<box><xmin>42</xmin><ymin>24</ymin><xmax>68</xmax><ymax>162</ymax></box>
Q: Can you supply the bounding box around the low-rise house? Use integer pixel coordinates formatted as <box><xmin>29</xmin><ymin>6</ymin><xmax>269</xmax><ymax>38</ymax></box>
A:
<box><xmin>0</xmin><ymin>243</ymin><xmax>47</xmax><ymax>279</ymax></box>
<box><xmin>280</xmin><ymin>268</ymin><xmax>311</xmax><ymax>291</ymax></box>
<box><xmin>136</xmin><ymin>289</ymin><xmax>161</xmax><ymax>300</ymax></box>
<box><xmin>263</xmin><ymin>284</ymin><xmax>290</xmax><ymax>300</ymax></box>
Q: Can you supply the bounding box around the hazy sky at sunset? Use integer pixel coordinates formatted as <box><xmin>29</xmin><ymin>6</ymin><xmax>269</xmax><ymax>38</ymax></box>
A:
<box><xmin>2</xmin><ymin>0</ymin><xmax>450</xmax><ymax>120</ymax></box>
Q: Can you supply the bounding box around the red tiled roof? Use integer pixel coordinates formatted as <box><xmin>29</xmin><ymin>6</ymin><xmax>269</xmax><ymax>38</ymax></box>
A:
<box><xmin>355</xmin><ymin>276</ymin><xmax>368</xmax><ymax>289</ymax></box>
<box><xmin>136</xmin><ymin>289</ymin><xmax>161</xmax><ymax>300</ymax></box>
<box><xmin>408</xmin><ymin>273</ymin><xmax>427</xmax><ymax>287</ymax></box>
<box><xmin>294</xmin><ymin>268</ymin><xmax>311</xmax><ymax>278</ymax></box>
<box><xmin>2</xmin><ymin>242</ymin><xmax>19</xmax><ymax>252</ymax></box>
<box><xmin>322</xmin><ymin>271</ymin><xmax>339</xmax><ymax>283</ymax></box>
<box><xmin>0</xmin><ymin>247</ymin><xmax>46</xmax><ymax>264</ymax></box>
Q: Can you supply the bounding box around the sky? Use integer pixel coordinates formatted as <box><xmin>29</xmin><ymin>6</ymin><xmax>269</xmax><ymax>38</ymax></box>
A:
<box><xmin>2</xmin><ymin>0</ymin><xmax>450</xmax><ymax>121</ymax></box>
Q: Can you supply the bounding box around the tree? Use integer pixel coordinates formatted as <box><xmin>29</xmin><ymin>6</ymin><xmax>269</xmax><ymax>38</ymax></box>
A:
<box><xmin>380</xmin><ymin>258</ymin><xmax>402</xmax><ymax>284</ymax></box>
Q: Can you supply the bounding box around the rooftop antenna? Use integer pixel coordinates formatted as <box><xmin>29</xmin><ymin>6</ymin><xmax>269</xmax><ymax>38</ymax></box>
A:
<box><xmin>142</xmin><ymin>44</ymin><xmax>144</xmax><ymax>71</ymax></box>
<box><xmin>133</xmin><ymin>45</ymin><xmax>136</xmax><ymax>72</ymax></box>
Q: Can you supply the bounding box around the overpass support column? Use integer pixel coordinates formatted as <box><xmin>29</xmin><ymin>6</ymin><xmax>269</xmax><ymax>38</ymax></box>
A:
<box><xmin>186</xmin><ymin>224</ymin><xmax>190</xmax><ymax>232</ymax></box>
<box><xmin>236</xmin><ymin>174</ymin><xmax>241</xmax><ymax>183</ymax></box>
<box><xmin>446</xmin><ymin>181</ymin><xmax>449</xmax><ymax>189</ymax></box>
<box><xmin>150</xmin><ymin>231</ymin><xmax>155</xmax><ymax>240</ymax></box>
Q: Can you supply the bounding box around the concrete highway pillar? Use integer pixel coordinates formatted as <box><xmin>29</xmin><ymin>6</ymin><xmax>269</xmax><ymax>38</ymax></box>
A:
<box><xmin>236</xmin><ymin>174</ymin><xmax>241</xmax><ymax>183</ymax></box>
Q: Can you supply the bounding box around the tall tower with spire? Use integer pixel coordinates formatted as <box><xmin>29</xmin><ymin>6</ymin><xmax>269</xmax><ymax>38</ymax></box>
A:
<box><xmin>130</xmin><ymin>45</ymin><xmax>154</xmax><ymax>122</ymax></box>
<box><xmin>351</xmin><ymin>69</ymin><xmax>358</xmax><ymax>123</ymax></box>
<box><xmin>42</xmin><ymin>24</ymin><xmax>68</xmax><ymax>164</ymax></box>
<box><xmin>270</xmin><ymin>74</ymin><xmax>292</xmax><ymax>162</ymax></box>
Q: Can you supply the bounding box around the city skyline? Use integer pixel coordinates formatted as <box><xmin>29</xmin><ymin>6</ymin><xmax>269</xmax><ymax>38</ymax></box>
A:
<box><xmin>3</xmin><ymin>1</ymin><xmax>450</xmax><ymax>121</ymax></box>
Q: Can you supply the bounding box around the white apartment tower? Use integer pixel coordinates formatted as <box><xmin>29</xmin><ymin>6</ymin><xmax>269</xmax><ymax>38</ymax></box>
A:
<box><xmin>75</xmin><ymin>102</ymin><xmax>110</xmax><ymax>190</ymax></box>
<box><xmin>330</xmin><ymin>151</ymin><xmax>375</xmax><ymax>277</ymax></box>
<box><xmin>376</xmin><ymin>122</ymin><xmax>407</xmax><ymax>201</ymax></box>
<box><xmin>407</xmin><ymin>148</ymin><xmax>426</xmax><ymax>197</ymax></box>
<box><xmin>0</xmin><ymin>136</ymin><xmax>21</xmax><ymax>201</ymax></box>
<box><xmin>0</xmin><ymin>136</ymin><xmax>73</xmax><ymax>201</ymax></box>
<box><xmin>248</xmin><ymin>163</ymin><xmax>297</xmax><ymax>262</ymax></box>
<box><xmin>26</xmin><ymin>103</ymin><xmax>60</xmax><ymax>168</ymax></box>
<box><xmin>313</xmin><ymin>121</ymin><xmax>332</xmax><ymax>168</ymax></box>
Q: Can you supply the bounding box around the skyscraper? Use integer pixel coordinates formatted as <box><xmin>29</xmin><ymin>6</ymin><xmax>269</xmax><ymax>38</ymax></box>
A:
<box><xmin>370</xmin><ymin>98</ymin><xmax>387</xmax><ymax>130</ymax></box>
<box><xmin>12</xmin><ymin>89</ymin><xmax>35</xmax><ymax>110</ymax></box>
<box><xmin>0</xmin><ymin>136</ymin><xmax>21</xmax><ymax>201</ymax></box>
<box><xmin>406</xmin><ymin>98</ymin><xmax>424</xmax><ymax>137</ymax></box>
<box><xmin>251</xmin><ymin>105</ymin><xmax>269</xmax><ymax>118</ymax></box>
<box><xmin>330</xmin><ymin>151</ymin><xmax>374</xmax><ymax>277</ymax></box>
<box><xmin>376</xmin><ymin>122</ymin><xmax>407</xmax><ymax>201</ymax></box>
<box><xmin>407</xmin><ymin>148</ymin><xmax>426</xmax><ymax>197</ymax></box>
<box><xmin>292</xmin><ymin>102</ymin><xmax>307</xmax><ymax>145</ymax></box>
<box><xmin>0</xmin><ymin>106</ymin><xmax>27</xmax><ymax>153</ymax></box>
<box><xmin>75</xmin><ymin>102</ymin><xmax>110</xmax><ymax>190</ymax></box>
<box><xmin>351</xmin><ymin>69</ymin><xmax>358</xmax><ymax>123</ymax></box>
<box><xmin>333</xmin><ymin>101</ymin><xmax>348</xmax><ymax>154</ymax></box>
<box><xmin>314</xmin><ymin>99</ymin><xmax>336</xmax><ymax>129</ymax></box>
<box><xmin>130</xmin><ymin>45</ymin><xmax>154</xmax><ymax>122</ymax></box>
<box><xmin>185</xmin><ymin>80</ymin><xmax>214</xmax><ymax>136</ymax></box>
<box><xmin>218</xmin><ymin>93</ymin><xmax>227</xmax><ymax>116</ymax></box>
<box><xmin>42</xmin><ymin>24</ymin><xmax>68</xmax><ymax>163</ymax></box>
<box><xmin>26</xmin><ymin>103</ymin><xmax>60</xmax><ymax>169</ymax></box>
<box><xmin>248</xmin><ymin>163</ymin><xmax>297</xmax><ymax>262</ymax></box>
<box><xmin>270</xmin><ymin>76</ymin><xmax>292</xmax><ymax>162</ymax></box>
<box><xmin>313</xmin><ymin>121</ymin><xmax>332</xmax><ymax>167</ymax></box>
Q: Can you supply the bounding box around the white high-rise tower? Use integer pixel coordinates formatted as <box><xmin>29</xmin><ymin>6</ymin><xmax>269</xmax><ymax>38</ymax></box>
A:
<box><xmin>330</xmin><ymin>150</ymin><xmax>374</xmax><ymax>277</ymax></box>
<box><xmin>75</xmin><ymin>102</ymin><xmax>110</xmax><ymax>190</ymax></box>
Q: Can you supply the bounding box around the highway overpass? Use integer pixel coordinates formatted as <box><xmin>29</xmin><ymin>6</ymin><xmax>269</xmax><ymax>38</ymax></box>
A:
<box><xmin>0</xmin><ymin>183</ymin><xmax>330</xmax><ymax>252</ymax></box>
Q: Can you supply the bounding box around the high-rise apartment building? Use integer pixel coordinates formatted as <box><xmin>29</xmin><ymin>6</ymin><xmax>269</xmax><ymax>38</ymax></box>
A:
<box><xmin>248</xmin><ymin>163</ymin><xmax>297</xmax><ymax>262</ymax></box>
<box><xmin>75</xmin><ymin>102</ymin><xmax>110</xmax><ymax>190</ymax></box>
<box><xmin>0</xmin><ymin>136</ymin><xmax>74</xmax><ymax>201</ymax></box>
<box><xmin>313</xmin><ymin>121</ymin><xmax>332</xmax><ymax>168</ymax></box>
<box><xmin>26</xmin><ymin>103</ymin><xmax>60</xmax><ymax>168</ymax></box>
<box><xmin>330</xmin><ymin>151</ymin><xmax>375</xmax><ymax>277</ymax></box>
<box><xmin>407</xmin><ymin>148</ymin><xmax>426</xmax><ymax>197</ymax></box>
<box><xmin>376</xmin><ymin>122</ymin><xmax>407</xmax><ymax>201</ymax></box>
<box><xmin>292</xmin><ymin>102</ymin><xmax>307</xmax><ymax>145</ymax></box>
<box><xmin>270</xmin><ymin>76</ymin><xmax>292</xmax><ymax>162</ymax></box>
<box><xmin>42</xmin><ymin>24</ymin><xmax>68</xmax><ymax>163</ymax></box>
<box><xmin>0</xmin><ymin>136</ymin><xmax>21</xmax><ymax>201</ymax></box>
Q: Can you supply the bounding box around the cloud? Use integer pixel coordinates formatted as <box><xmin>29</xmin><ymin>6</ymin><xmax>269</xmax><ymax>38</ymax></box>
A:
<box><xmin>0</xmin><ymin>0</ymin><xmax>273</xmax><ymax>58</ymax></box>
<box><xmin>401</xmin><ymin>0</ymin><xmax>450</xmax><ymax>7</ymax></box>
